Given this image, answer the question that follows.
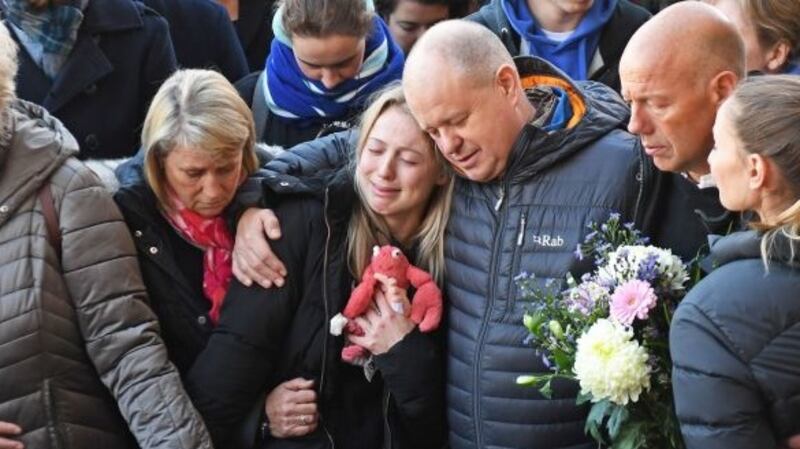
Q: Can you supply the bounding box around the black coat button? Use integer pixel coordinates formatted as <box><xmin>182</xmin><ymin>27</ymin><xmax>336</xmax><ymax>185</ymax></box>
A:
<box><xmin>84</xmin><ymin>134</ymin><xmax>99</xmax><ymax>150</ymax></box>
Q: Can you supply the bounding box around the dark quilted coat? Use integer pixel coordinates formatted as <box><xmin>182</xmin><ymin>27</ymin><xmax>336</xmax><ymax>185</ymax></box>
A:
<box><xmin>671</xmin><ymin>230</ymin><xmax>800</xmax><ymax>449</ymax></box>
<box><xmin>443</xmin><ymin>57</ymin><xmax>647</xmax><ymax>449</ymax></box>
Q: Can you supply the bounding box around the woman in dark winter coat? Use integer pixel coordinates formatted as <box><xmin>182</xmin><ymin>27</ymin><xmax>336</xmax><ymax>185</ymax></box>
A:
<box><xmin>114</xmin><ymin>69</ymin><xmax>260</xmax><ymax>377</ymax></box>
<box><xmin>231</xmin><ymin>0</ymin><xmax>277</xmax><ymax>73</ymax></box>
<box><xmin>2</xmin><ymin>0</ymin><xmax>177</xmax><ymax>159</ymax></box>
<box><xmin>237</xmin><ymin>0</ymin><xmax>404</xmax><ymax>148</ymax></box>
<box><xmin>186</xmin><ymin>84</ymin><xmax>452</xmax><ymax>449</ymax></box>
<box><xmin>670</xmin><ymin>75</ymin><xmax>800</xmax><ymax>449</ymax></box>
<box><xmin>139</xmin><ymin>0</ymin><xmax>250</xmax><ymax>82</ymax></box>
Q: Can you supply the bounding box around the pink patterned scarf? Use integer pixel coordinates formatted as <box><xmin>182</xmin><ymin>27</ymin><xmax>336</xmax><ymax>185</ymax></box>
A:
<box><xmin>162</xmin><ymin>193</ymin><xmax>234</xmax><ymax>325</ymax></box>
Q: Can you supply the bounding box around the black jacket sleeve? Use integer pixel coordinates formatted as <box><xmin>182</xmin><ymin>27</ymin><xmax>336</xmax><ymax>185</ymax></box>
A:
<box><xmin>373</xmin><ymin>328</ymin><xmax>447</xmax><ymax>449</ymax></box>
<box><xmin>186</xmin><ymin>197</ymin><xmax>326</xmax><ymax>447</ymax></box>
<box><xmin>232</xmin><ymin>130</ymin><xmax>357</xmax><ymax>213</ymax></box>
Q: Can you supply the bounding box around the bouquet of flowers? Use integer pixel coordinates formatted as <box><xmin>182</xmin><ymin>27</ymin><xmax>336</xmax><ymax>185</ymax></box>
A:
<box><xmin>516</xmin><ymin>214</ymin><xmax>693</xmax><ymax>449</ymax></box>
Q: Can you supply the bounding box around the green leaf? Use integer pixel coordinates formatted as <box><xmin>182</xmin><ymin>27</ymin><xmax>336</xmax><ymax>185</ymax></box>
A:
<box><xmin>586</xmin><ymin>400</ymin><xmax>611</xmax><ymax>426</ymax></box>
<box><xmin>611</xmin><ymin>421</ymin><xmax>647</xmax><ymax>449</ymax></box>
<box><xmin>587</xmin><ymin>420</ymin><xmax>604</xmax><ymax>446</ymax></box>
<box><xmin>552</xmin><ymin>348</ymin><xmax>571</xmax><ymax>369</ymax></box>
<box><xmin>539</xmin><ymin>379</ymin><xmax>553</xmax><ymax>399</ymax></box>
<box><xmin>606</xmin><ymin>405</ymin><xmax>629</xmax><ymax>439</ymax></box>
<box><xmin>576</xmin><ymin>392</ymin><xmax>593</xmax><ymax>405</ymax></box>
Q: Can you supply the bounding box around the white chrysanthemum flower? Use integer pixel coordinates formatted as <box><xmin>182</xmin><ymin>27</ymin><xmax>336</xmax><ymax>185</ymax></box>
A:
<box><xmin>573</xmin><ymin>319</ymin><xmax>651</xmax><ymax>405</ymax></box>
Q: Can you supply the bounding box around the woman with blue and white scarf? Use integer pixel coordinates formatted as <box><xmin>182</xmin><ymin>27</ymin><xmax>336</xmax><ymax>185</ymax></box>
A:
<box><xmin>236</xmin><ymin>0</ymin><xmax>405</xmax><ymax>148</ymax></box>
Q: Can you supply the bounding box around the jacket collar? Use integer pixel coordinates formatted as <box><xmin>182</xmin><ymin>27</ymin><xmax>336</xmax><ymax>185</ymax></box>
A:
<box><xmin>0</xmin><ymin>100</ymin><xmax>76</xmax><ymax>227</ymax></box>
<box><xmin>81</xmin><ymin>0</ymin><xmax>143</xmax><ymax>33</ymax></box>
<box><xmin>702</xmin><ymin>230</ymin><xmax>800</xmax><ymax>272</ymax></box>
<box><xmin>6</xmin><ymin>0</ymin><xmax>144</xmax><ymax>112</ymax></box>
<box><xmin>501</xmin><ymin>56</ymin><xmax>628</xmax><ymax>184</ymax></box>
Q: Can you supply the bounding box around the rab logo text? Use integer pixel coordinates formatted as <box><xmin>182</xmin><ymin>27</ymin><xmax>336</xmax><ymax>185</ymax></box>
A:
<box><xmin>531</xmin><ymin>234</ymin><xmax>565</xmax><ymax>248</ymax></box>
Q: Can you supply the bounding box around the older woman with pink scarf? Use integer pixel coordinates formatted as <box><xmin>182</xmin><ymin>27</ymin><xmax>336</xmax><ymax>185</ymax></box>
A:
<box><xmin>113</xmin><ymin>69</ymin><xmax>260</xmax><ymax>377</ymax></box>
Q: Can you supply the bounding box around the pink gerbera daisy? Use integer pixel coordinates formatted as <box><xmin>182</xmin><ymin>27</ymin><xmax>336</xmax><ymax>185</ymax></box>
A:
<box><xmin>610</xmin><ymin>280</ymin><xmax>658</xmax><ymax>326</ymax></box>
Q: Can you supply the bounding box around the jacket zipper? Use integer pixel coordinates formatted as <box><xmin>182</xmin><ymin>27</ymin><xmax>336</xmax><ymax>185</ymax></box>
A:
<box><xmin>383</xmin><ymin>390</ymin><xmax>393</xmax><ymax>449</ymax></box>
<box><xmin>42</xmin><ymin>379</ymin><xmax>64</xmax><ymax>449</ymax></box>
<box><xmin>633</xmin><ymin>146</ymin><xmax>646</xmax><ymax>228</ymax></box>
<box><xmin>319</xmin><ymin>187</ymin><xmax>336</xmax><ymax>448</ymax></box>
<box><xmin>474</xmin><ymin>182</ymin><xmax>510</xmax><ymax>446</ymax></box>
<box><xmin>516</xmin><ymin>211</ymin><xmax>526</xmax><ymax>247</ymax></box>
<box><xmin>494</xmin><ymin>186</ymin><xmax>505</xmax><ymax>211</ymax></box>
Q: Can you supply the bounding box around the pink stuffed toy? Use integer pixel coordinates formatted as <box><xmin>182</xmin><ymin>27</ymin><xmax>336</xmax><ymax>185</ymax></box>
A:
<box><xmin>330</xmin><ymin>245</ymin><xmax>443</xmax><ymax>363</ymax></box>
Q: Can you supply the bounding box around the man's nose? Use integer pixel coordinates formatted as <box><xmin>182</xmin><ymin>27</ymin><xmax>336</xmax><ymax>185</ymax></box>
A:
<box><xmin>627</xmin><ymin>103</ymin><xmax>653</xmax><ymax>136</ymax></box>
<box><xmin>437</xmin><ymin>128</ymin><xmax>463</xmax><ymax>157</ymax></box>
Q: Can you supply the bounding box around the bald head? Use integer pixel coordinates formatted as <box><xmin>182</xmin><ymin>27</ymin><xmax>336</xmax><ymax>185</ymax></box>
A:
<box><xmin>619</xmin><ymin>2</ymin><xmax>745</xmax><ymax>178</ymax></box>
<box><xmin>621</xmin><ymin>2</ymin><xmax>745</xmax><ymax>80</ymax></box>
<box><xmin>404</xmin><ymin>20</ymin><xmax>514</xmax><ymax>89</ymax></box>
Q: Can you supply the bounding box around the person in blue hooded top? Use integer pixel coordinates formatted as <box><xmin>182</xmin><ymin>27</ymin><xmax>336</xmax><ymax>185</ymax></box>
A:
<box><xmin>235</xmin><ymin>0</ymin><xmax>405</xmax><ymax>149</ymax></box>
<box><xmin>468</xmin><ymin>0</ymin><xmax>650</xmax><ymax>92</ymax></box>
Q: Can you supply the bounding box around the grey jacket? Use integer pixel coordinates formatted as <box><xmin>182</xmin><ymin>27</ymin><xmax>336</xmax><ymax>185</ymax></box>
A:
<box><xmin>671</xmin><ymin>230</ymin><xmax>800</xmax><ymax>449</ymax></box>
<box><xmin>0</xmin><ymin>99</ymin><xmax>212</xmax><ymax>449</ymax></box>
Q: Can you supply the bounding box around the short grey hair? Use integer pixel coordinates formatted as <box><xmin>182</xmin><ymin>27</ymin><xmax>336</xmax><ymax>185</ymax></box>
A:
<box><xmin>405</xmin><ymin>19</ymin><xmax>514</xmax><ymax>87</ymax></box>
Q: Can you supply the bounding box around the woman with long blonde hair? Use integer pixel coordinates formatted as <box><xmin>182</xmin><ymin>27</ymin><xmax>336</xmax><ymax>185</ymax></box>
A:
<box><xmin>187</xmin><ymin>83</ymin><xmax>453</xmax><ymax>449</ymax></box>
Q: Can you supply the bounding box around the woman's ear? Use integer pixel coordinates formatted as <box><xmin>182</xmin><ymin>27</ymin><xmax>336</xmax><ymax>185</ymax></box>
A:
<box><xmin>746</xmin><ymin>154</ymin><xmax>770</xmax><ymax>190</ymax></box>
<box><xmin>764</xmin><ymin>39</ymin><xmax>792</xmax><ymax>73</ymax></box>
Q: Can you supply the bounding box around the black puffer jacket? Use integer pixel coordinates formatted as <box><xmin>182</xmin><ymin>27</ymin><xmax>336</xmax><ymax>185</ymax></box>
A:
<box><xmin>671</xmin><ymin>230</ymin><xmax>800</xmax><ymax>449</ymax></box>
<box><xmin>188</xmin><ymin>169</ymin><xmax>446</xmax><ymax>449</ymax></box>
<box><xmin>468</xmin><ymin>0</ymin><xmax>650</xmax><ymax>92</ymax></box>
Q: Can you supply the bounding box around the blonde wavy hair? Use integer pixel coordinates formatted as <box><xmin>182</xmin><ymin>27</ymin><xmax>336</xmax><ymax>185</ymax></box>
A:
<box><xmin>346</xmin><ymin>83</ymin><xmax>454</xmax><ymax>286</ymax></box>
<box><xmin>141</xmin><ymin>69</ymin><xmax>259</xmax><ymax>210</ymax></box>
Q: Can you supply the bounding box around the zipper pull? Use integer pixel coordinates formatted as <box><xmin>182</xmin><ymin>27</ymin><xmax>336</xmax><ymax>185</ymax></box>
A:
<box><xmin>517</xmin><ymin>212</ymin><xmax>526</xmax><ymax>246</ymax></box>
<box><xmin>494</xmin><ymin>187</ymin><xmax>506</xmax><ymax>211</ymax></box>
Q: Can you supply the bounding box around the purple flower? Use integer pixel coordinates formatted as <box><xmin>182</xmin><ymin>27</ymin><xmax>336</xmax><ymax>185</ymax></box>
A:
<box><xmin>574</xmin><ymin>244</ymin><xmax>584</xmax><ymax>261</ymax></box>
<box><xmin>636</xmin><ymin>253</ymin><xmax>660</xmax><ymax>283</ymax></box>
<box><xmin>539</xmin><ymin>351</ymin><xmax>552</xmax><ymax>369</ymax></box>
<box><xmin>514</xmin><ymin>271</ymin><xmax>530</xmax><ymax>282</ymax></box>
<box><xmin>564</xmin><ymin>287</ymin><xmax>593</xmax><ymax>315</ymax></box>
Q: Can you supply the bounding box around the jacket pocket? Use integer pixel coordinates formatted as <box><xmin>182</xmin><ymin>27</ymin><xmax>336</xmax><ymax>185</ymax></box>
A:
<box><xmin>503</xmin><ymin>210</ymin><xmax>527</xmax><ymax>321</ymax></box>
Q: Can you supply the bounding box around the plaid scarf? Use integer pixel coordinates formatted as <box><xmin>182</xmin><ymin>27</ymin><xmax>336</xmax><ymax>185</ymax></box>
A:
<box><xmin>4</xmin><ymin>0</ymin><xmax>88</xmax><ymax>80</ymax></box>
<box><xmin>161</xmin><ymin>192</ymin><xmax>234</xmax><ymax>326</ymax></box>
